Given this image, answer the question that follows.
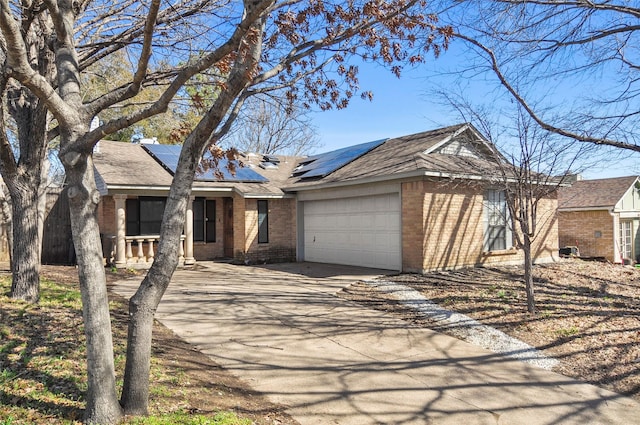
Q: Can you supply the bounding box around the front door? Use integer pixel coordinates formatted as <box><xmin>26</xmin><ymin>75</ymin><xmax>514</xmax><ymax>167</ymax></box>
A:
<box><xmin>223</xmin><ymin>198</ymin><xmax>234</xmax><ymax>258</ymax></box>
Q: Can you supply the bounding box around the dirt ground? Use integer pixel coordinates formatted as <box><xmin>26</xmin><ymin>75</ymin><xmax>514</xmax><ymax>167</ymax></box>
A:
<box><xmin>39</xmin><ymin>265</ymin><xmax>299</xmax><ymax>425</ymax></box>
<box><xmin>339</xmin><ymin>258</ymin><xmax>640</xmax><ymax>401</ymax></box>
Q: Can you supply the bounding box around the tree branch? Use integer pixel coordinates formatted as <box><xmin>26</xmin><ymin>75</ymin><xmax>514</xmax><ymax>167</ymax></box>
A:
<box><xmin>455</xmin><ymin>32</ymin><xmax>640</xmax><ymax>153</ymax></box>
<box><xmin>0</xmin><ymin>0</ymin><xmax>75</xmax><ymax>123</ymax></box>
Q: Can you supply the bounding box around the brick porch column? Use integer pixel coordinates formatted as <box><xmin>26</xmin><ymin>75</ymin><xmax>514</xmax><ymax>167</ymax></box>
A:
<box><xmin>184</xmin><ymin>196</ymin><xmax>195</xmax><ymax>265</ymax></box>
<box><xmin>113</xmin><ymin>194</ymin><xmax>127</xmax><ymax>267</ymax></box>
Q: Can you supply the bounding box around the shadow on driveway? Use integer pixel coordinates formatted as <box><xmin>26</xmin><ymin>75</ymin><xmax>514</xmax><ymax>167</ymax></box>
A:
<box><xmin>112</xmin><ymin>262</ymin><xmax>640</xmax><ymax>425</ymax></box>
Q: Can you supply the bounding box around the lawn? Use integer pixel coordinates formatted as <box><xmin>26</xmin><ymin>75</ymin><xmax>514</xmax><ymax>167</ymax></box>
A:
<box><xmin>0</xmin><ymin>267</ymin><xmax>298</xmax><ymax>425</ymax></box>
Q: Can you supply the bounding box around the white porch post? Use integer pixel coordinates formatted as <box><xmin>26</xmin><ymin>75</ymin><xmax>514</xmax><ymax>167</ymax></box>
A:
<box><xmin>114</xmin><ymin>194</ymin><xmax>127</xmax><ymax>267</ymax></box>
<box><xmin>184</xmin><ymin>196</ymin><xmax>195</xmax><ymax>265</ymax></box>
<box><xmin>611</xmin><ymin>210</ymin><xmax>621</xmax><ymax>263</ymax></box>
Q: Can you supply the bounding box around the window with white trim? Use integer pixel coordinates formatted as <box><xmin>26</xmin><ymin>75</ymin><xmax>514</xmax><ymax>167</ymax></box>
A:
<box><xmin>484</xmin><ymin>189</ymin><xmax>511</xmax><ymax>251</ymax></box>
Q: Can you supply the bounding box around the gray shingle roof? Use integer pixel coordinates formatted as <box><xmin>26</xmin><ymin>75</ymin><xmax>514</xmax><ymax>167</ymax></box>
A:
<box><xmin>92</xmin><ymin>140</ymin><xmax>301</xmax><ymax>196</ymax></box>
<box><xmin>94</xmin><ymin>123</ymin><xmax>504</xmax><ymax>196</ymax></box>
<box><xmin>558</xmin><ymin>176</ymin><xmax>639</xmax><ymax>209</ymax></box>
<box><xmin>285</xmin><ymin>123</ymin><xmax>499</xmax><ymax>189</ymax></box>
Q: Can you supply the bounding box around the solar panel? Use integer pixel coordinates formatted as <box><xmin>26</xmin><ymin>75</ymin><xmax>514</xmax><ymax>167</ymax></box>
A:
<box><xmin>142</xmin><ymin>144</ymin><xmax>268</xmax><ymax>183</ymax></box>
<box><xmin>293</xmin><ymin>138</ymin><xmax>387</xmax><ymax>179</ymax></box>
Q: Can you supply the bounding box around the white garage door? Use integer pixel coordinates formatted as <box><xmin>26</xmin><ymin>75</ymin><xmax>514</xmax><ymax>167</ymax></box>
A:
<box><xmin>303</xmin><ymin>193</ymin><xmax>401</xmax><ymax>270</ymax></box>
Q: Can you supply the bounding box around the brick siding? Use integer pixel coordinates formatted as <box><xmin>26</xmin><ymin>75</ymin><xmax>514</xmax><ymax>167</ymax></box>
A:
<box><xmin>402</xmin><ymin>179</ymin><xmax>558</xmax><ymax>272</ymax></box>
<box><xmin>558</xmin><ymin>210</ymin><xmax>614</xmax><ymax>261</ymax></box>
<box><xmin>240</xmin><ymin>197</ymin><xmax>296</xmax><ymax>263</ymax></box>
<box><xmin>98</xmin><ymin>195</ymin><xmax>116</xmax><ymax>236</ymax></box>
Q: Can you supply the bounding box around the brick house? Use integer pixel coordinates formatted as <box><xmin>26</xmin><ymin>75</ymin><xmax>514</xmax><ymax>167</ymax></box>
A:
<box><xmin>285</xmin><ymin>123</ymin><xmax>558</xmax><ymax>272</ymax></box>
<box><xmin>558</xmin><ymin>176</ymin><xmax>640</xmax><ymax>264</ymax></box>
<box><xmin>93</xmin><ymin>123</ymin><xmax>559</xmax><ymax>271</ymax></box>
<box><xmin>93</xmin><ymin>140</ymin><xmax>299</xmax><ymax>267</ymax></box>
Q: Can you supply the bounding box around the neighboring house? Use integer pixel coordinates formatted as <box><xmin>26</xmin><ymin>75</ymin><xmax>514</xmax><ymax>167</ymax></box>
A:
<box><xmin>558</xmin><ymin>176</ymin><xmax>640</xmax><ymax>264</ymax></box>
<box><xmin>92</xmin><ymin>123</ymin><xmax>559</xmax><ymax>272</ymax></box>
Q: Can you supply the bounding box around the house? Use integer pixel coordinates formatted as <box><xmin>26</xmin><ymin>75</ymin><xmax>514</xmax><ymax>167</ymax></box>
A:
<box><xmin>558</xmin><ymin>176</ymin><xmax>640</xmax><ymax>264</ymax></box>
<box><xmin>92</xmin><ymin>123</ymin><xmax>559</xmax><ymax>271</ymax></box>
<box><xmin>93</xmin><ymin>140</ymin><xmax>299</xmax><ymax>267</ymax></box>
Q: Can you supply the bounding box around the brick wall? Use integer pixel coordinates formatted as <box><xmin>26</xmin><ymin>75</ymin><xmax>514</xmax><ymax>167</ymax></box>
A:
<box><xmin>240</xmin><ymin>197</ymin><xmax>296</xmax><ymax>263</ymax></box>
<box><xmin>401</xmin><ymin>181</ymin><xmax>427</xmax><ymax>271</ymax></box>
<box><xmin>402</xmin><ymin>179</ymin><xmax>559</xmax><ymax>272</ymax></box>
<box><xmin>558</xmin><ymin>210</ymin><xmax>614</xmax><ymax>261</ymax></box>
<box><xmin>99</xmin><ymin>195</ymin><xmax>116</xmax><ymax>235</ymax></box>
<box><xmin>193</xmin><ymin>198</ymin><xmax>225</xmax><ymax>260</ymax></box>
<box><xmin>232</xmin><ymin>193</ymin><xmax>246</xmax><ymax>257</ymax></box>
<box><xmin>531</xmin><ymin>195</ymin><xmax>559</xmax><ymax>260</ymax></box>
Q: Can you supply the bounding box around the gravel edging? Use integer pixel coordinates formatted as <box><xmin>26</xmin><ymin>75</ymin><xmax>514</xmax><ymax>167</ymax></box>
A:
<box><xmin>367</xmin><ymin>279</ymin><xmax>559</xmax><ymax>371</ymax></box>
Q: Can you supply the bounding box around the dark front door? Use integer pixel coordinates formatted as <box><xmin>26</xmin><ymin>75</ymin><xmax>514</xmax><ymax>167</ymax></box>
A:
<box><xmin>223</xmin><ymin>198</ymin><xmax>234</xmax><ymax>258</ymax></box>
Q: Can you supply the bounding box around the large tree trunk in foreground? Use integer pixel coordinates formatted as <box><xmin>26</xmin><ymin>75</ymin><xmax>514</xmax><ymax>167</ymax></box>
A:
<box><xmin>120</xmin><ymin>28</ymin><xmax>263</xmax><ymax>410</ymax></box>
<box><xmin>5</xmin><ymin>91</ymin><xmax>49</xmax><ymax>302</ymax></box>
<box><xmin>121</xmin><ymin>164</ymin><xmax>193</xmax><ymax>415</ymax></box>
<box><xmin>9</xmin><ymin>183</ymin><xmax>41</xmax><ymax>302</ymax></box>
<box><xmin>65</xmin><ymin>150</ymin><xmax>123</xmax><ymax>424</ymax></box>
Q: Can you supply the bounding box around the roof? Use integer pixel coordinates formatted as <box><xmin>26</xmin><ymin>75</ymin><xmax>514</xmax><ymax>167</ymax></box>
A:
<box><xmin>93</xmin><ymin>123</ymin><xmax>508</xmax><ymax>197</ymax></box>
<box><xmin>558</xmin><ymin>176</ymin><xmax>640</xmax><ymax>210</ymax></box>
<box><xmin>92</xmin><ymin>140</ymin><xmax>301</xmax><ymax>197</ymax></box>
<box><xmin>285</xmin><ymin>123</ymin><xmax>500</xmax><ymax>189</ymax></box>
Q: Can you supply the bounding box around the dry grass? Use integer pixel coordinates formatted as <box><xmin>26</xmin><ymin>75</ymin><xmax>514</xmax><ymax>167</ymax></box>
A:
<box><xmin>340</xmin><ymin>259</ymin><xmax>640</xmax><ymax>400</ymax></box>
<box><xmin>0</xmin><ymin>266</ymin><xmax>298</xmax><ymax>425</ymax></box>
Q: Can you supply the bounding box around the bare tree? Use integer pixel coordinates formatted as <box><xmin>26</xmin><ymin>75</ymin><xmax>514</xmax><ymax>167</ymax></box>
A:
<box><xmin>0</xmin><ymin>0</ymin><xmax>451</xmax><ymax>422</ymax></box>
<box><xmin>438</xmin><ymin>91</ymin><xmax>593</xmax><ymax>312</ymax></box>
<box><xmin>437</xmin><ymin>0</ymin><xmax>640</xmax><ymax>153</ymax></box>
<box><xmin>224</xmin><ymin>96</ymin><xmax>321</xmax><ymax>155</ymax></box>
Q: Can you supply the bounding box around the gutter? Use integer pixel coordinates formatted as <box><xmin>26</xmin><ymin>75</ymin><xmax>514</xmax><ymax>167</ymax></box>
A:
<box><xmin>107</xmin><ymin>184</ymin><xmax>291</xmax><ymax>199</ymax></box>
<box><xmin>558</xmin><ymin>206</ymin><xmax>612</xmax><ymax>213</ymax></box>
<box><xmin>283</xmin><ymin>169</ymin><xmax>559</xmax><ymax>193</ymax></box>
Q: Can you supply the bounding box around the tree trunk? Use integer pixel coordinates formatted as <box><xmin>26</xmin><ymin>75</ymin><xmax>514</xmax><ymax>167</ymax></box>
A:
<box><xmin>5</xmin><ymin>90</ymin><xmax>49</xmax><ymax>302</ymax></box>
<box><xmin>523</xmin><ymin>233</ymin><xmax>536</xmax><ymax>314</ymax></box>
<box><xmin>9</xmin><ymin>181</ymin><xmax>41</xmax><ymax>302</ymax></box>
<box><xmin>37</xmin><ymin>158</ymin><xmax>50</xmax><ymax>260</ymax></box>
<box><xmin>121</xmin><ymin>19</ymin><xmax>264</xmax><ymax>414</ymax></box>
<box><xmin>65</xmin><ymin>153</ymin><xmax>123</xmax><ymax>424</ymax></box>
<box><xmin>0</xmin><ymin>185</ymin><xmax>13</xmax><ymax>269</ymax></box>
<box><xmin>121</xmin><ymin>152</ymin><xmax>195</xmax><ymax>415</ymax></box>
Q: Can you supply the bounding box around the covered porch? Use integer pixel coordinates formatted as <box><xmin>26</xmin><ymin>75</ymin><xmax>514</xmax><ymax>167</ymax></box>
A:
<box><xmin>100</xmin><ymin>191</ymin><xmax>236</xmax><ymax>269</ymax></box>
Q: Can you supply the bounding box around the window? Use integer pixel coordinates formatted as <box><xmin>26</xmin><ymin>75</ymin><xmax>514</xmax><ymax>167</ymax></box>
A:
<box><xmin>620</xmin><ymin>220</ymin><xmax>633</xmax><ymax>260</ymax></box>
<box><xmin>257</xmin><ymin>200</ymin><xmax>269</xmax><ymax>243</ymax></box>
<box><xmin>126</xmin><ymin>197</ymin><xmax>166</xmax><ymax>236</ymax></box>
<box><xmin>484</xmin><ymin>190</ymin><xmax>510</xmax><ymax>251</ymax></box>
<box><xmin>193</xmin><ymin>198</ymin><xmax>216</xmax><ymax>242</ymax></box>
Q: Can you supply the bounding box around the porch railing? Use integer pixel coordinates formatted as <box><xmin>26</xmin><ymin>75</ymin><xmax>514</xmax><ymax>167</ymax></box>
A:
<box><xmin>107</xmin><ymin>234</ymin><xmax>186</xmax><ymax>267</ymax></box>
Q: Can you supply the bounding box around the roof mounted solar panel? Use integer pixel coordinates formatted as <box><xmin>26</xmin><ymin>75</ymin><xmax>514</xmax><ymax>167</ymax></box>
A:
<box><xmin>142</xmin><ymin>144</ymin><xmax>268</xmax><ymax>183</ymax></box>
<box><xmin>293</xmin><ymin>138</ymin><xmax>387</xmax><ymax>179</ymax></box>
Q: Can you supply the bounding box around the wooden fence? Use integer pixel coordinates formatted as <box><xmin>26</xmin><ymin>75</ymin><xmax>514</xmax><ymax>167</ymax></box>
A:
<box><xmin>42</xmin><ymin>187</ymin><xmax>74</xmax><ymax>265</ymax></box>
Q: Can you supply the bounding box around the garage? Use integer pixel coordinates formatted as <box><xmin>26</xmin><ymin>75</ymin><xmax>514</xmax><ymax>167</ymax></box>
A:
<box><xmin>302</xmin><ymin>193</ymin><xmax>401</xmax><ymax>270</ymax></box>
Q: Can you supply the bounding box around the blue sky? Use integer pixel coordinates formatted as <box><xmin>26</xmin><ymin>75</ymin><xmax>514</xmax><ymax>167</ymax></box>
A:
<box><xmin>308</xmin><ymin>49</ymin><xmax>640</xmax><ymax>181</ymax></box>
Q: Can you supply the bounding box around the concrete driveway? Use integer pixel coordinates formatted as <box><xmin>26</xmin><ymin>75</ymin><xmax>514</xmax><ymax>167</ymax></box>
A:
<box><xmin>112</xmin><ymin>262</ymin><xmax>640</xmax><ymax>425</ymax></box>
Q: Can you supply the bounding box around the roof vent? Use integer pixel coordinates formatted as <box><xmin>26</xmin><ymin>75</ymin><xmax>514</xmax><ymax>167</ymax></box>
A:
<box><xmin>263</xmin><ymin>155</ymin><xmax>280</xmax><ymax>164</ymax></box>
<box><xmin>259</xmin><ymin>154</ymin><xmax>280</xmax><ymax>169</ymax></box>
<box><xmin>259</xmin><ymin>161</ymin><xmax>279</xmax><ymax>170</ymax></box>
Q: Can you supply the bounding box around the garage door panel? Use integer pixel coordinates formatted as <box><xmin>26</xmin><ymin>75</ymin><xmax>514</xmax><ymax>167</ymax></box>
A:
<box><xmin>303</xmin><ymin>193</ymin><xmax>401</xmax><ymax>270</ymax></box>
